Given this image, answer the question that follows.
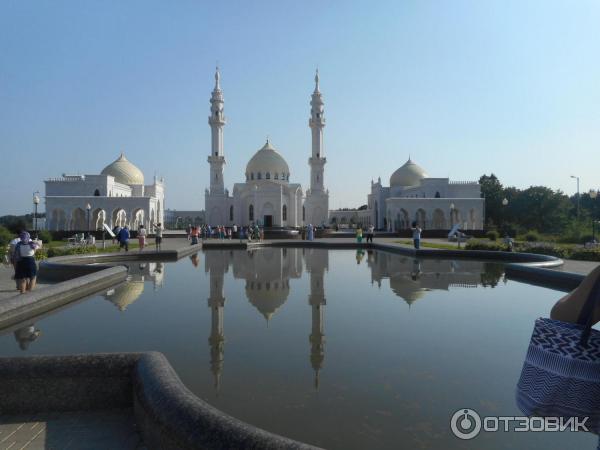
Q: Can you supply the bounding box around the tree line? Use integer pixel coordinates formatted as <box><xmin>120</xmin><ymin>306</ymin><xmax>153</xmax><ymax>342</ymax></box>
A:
<box><xmin>479</xmin><ymin>174</ymin><xmax>599</xmax><ymax>241</ymax></box>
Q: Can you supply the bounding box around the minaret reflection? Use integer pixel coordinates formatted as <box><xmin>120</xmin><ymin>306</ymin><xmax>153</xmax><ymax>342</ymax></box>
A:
<box><xmin>304</xmin><ymin>249</ymin><xmax>328</xmax><ymax>390</ymax></box>
<box><xmin>205</xmin><ymin>251</ymin><xmax>228</xmax><ymax>393</ymax></box>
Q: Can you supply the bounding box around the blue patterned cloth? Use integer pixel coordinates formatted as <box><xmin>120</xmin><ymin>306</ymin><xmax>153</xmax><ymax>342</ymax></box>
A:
<box><xmin>517</xmin><ymin>317</ymin><xmax>600</xmax><ymax>436</ymax></box>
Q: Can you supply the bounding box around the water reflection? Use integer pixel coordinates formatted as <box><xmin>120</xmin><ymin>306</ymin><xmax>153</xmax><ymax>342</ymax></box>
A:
<box><xmin>104</xmin><ymin>262</ymin><xmax>165</xmax><ymax>311</ymax></box>
<box><xmin>202</xmin><ymin>248</ymin><xmax>504</xmax><ymax>392</ymax></box>
<box><xmin>14</xmin><ymin>325</ymin><xmax>41</xmax><ymax>350</ymax></box>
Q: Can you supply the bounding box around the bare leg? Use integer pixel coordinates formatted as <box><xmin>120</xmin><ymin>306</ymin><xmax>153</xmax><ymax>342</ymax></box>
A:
<box><xmin>18</xmin><ymin>279</ymin><xmax>26</xmax><ymax>294</ymax></box>
<box><xmin>551</xmin><ymin>265</ymin><xmax>600</xmax><ymax>326</ymax></box>
<box><xmin>27</xmin><ymin>277</ymin><xmax>36</xmax><ymax>291</ymax></box>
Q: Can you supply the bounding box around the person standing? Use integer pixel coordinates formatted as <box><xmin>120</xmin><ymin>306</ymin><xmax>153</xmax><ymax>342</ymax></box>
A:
<box><xmin>186</xmin><ymin>224</ymin><xmax>192</xmax><ymax>241</ymax></box>
<box><xmin>227</xmin><ymin>227</ymin><xmax>232</xmax><ymax>240</ymax></box>
<box><xmin>307</xmin><ymin>224</ymin><xmax>314</xmax><ymax>241</ymax></box>
<box><xmin>138</xmin><ymin>225</ymin><xmax>147</xmax><ymax>251</ymax></box>
<box><xmin>118</xmin><ymin>226</ymin><xmax>130</xmax><ymax>252</ymax></box>
<box><xmin>190</xmin><ymin>226</ymin><xmax>199</xmax><ymax>245</ymax></box>
<box><xmin>411</xmin><ymin>221</ymin><xmax>422</xmax><ymax>249</ymax></box>
<box><xmin>13</xmin><ymin>232</ymin><xmax>41</xmax><ymax>294</ymax></box>
<box><xmin>154</xmin><ymin>223</ymin><xmax>163</xmax><ymax>251</ymax></box>
<box><xmin>366</xmin><ymin>224</ymin><xmax>374</xmax><ymax>243</ymax></box>
<box><xmin>232</xmin><ymin>224</ymin><xmax>238</xmax><ymax>239</ymax></box>
<box><xmin>356</xmin><ymin>226</ymin><xmax>363</xmax><ymax>243</ymax></box>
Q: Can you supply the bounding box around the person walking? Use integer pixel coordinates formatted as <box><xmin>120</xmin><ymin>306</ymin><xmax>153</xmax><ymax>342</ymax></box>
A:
<box><xmin>190</xmin><ymin>226</ymin><xmax>199</xmax><ymax>245</ymax></box>
<box><xmin>13</xmin><ymin>232</ymin><xmax>41</xmax><ymax>294</ymax></box>
<box><xmin>118</xmin><ymin>226</ymin><xmax>130</xmax><ymax>252</ymax></box>
<box><xmin>186</xmin><ymin>224</ymin><xmax>192</xmax><ymax>241</ymax></box>
<box><xmin>411</xmin><ymin>221</ymin><xmax>422</xmax><ymax>249</ymax></box>
<box><xmin>138</xmin><ymin>225</ymin><xmax>147</xmax><ymax>251</ymax></box>
<box><xmin>154</xmin><ymin>222</ymin><xmax>163</xmax><ymax>251</ymax></box>
<box><xmin>366</xmin><ymin>224</ymin><xmax>374</xmax><ymax>243</ymax></box>
<box><xmin>356</xmin><ymin>226</ymin><xmax>363</xmax><ymax>243</ymax></box>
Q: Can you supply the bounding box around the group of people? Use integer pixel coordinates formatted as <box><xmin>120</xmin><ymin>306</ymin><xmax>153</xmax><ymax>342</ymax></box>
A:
<box><xmin>355</xmin><ymin>225</ymin><xmax>375</xmax><ymax>243</ymax></box>
<box><xmin>8</xmin><ymin>231</ymin><xmax>41</xmax><ymax>294</ymax></box>
<box><xmin>112</xmin><ymin>223</ymin><xmax>164</xmax><ymax>252</ymax></box>
<box><xmin>185</xmin><ymin>224</ymin><xmax>267</xmax><ymax>244</ymax></box>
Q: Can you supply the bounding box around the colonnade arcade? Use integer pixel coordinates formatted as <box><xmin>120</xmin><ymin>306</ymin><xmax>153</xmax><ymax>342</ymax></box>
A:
<box><xmin>386</xmin><ymin>206</ymin><xmax>479</xmax><ymax>231</ymax></box>
<box><xmin>47</xmin><ymin>205</ymin><xmax>160</xmax><ymax>231</ymax></box>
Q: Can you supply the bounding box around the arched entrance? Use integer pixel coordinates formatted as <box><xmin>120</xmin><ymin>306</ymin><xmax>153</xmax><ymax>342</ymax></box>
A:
<box><xmin>432</xmin><ymin>209</ymin><xmax>445</xmax><ymax>229</ymax></box>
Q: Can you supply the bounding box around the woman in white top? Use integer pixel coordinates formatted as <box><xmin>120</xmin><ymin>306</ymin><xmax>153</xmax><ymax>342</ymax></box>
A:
<box><xmin>138</xmin><ymin>225</ymin><xmax>147</xmax><ymax>251</ymax></box>
<box><xmin>13</xmin><ymin>231</ymin><xmax>41</xmax><ymax>293</ymax></box>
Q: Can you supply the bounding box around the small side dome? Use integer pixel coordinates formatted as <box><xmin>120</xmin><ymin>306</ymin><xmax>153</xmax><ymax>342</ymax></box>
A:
<box><xmin>246</xmin><ymin>140</ymin><xmax>290</xmax><ymax>182</ymax></box>
<box><xmin>101</xmin><ymin>153</ymin><xmax>145</xmax><ymax>185</ymax></box>
<box><xmin>390</xmin><ymin>158</ymin><xmax>427</xmax><ymax>187</ymax></box>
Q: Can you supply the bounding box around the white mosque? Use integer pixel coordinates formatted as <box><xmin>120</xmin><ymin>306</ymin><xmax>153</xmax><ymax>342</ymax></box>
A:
<box><xmin>329</xmin><ymin>158</ymin><xmax>485</xmax><ymax>231</ymax></box>
<box><xmin>44</xmin><ymin>154</ymin><xmax>165</xmax><ymax>231</ymax></box>
<box><xmin>204</xmin><ymin>68</ymin><xmax>329</xmax><ymax>227</ymax></box>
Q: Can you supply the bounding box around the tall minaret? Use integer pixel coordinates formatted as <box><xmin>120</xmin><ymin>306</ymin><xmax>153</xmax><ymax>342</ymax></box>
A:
<box><xmin>208</xmin><ymin>66</ymin><xmax>226</xmax><ymax>196</ymax></box>
<box><xmin>304</xmin><ymin>69</ymin><xmax>330</xmax><ymax>226</ymax></box>
<box><xmin>309</xmin><ymin>69</ymin><xmax>326</xmax><ymax>192</ymax></box>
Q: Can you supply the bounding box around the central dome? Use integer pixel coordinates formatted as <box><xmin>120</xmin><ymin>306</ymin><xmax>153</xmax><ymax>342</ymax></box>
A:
<box><xmin>390</xmin><ymin>158</ymin><xmax>427</xmax><ymax>187</ymax></box>
<box><xmin>101</xmin><ymin>153</ymin><xmax>145</xmax><ymax>185</ymax></box>
<box><xmin>245</xmin><ymin>140</ymin><xmax>290</xmax><ymax>182</ymax></box>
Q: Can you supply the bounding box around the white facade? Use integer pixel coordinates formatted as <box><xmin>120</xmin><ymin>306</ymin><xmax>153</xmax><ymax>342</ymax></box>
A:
<box><xmin>45</xmin><ymin>154</ymin><xmax>165</xmax><ymax>231</ymax></box>
<box><xmin>330</xmin><ymin>159</ymin><xmax>485</xmax><ymax>230</ymax></box>
<box><xmin>204</xmin><ymin>68</ymin><xmax>329</xmax><ymax>227</ymax></box>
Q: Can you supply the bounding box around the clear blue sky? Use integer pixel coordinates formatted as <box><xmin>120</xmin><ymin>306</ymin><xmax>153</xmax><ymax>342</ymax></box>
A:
<box><xmin>1</xmin><ymin>0</ymin><xmax>599</xmax><ymax>214</ymax></box>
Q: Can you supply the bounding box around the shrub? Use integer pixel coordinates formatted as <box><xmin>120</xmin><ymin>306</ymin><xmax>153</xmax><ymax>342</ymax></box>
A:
<box><xmin>46</xmin><ymin>245</ymin><xmax>98</xmax><ymax>258</ymax></box>
<box><xmin>519</xmin><ymin>242</ymin><xmax>569</xmax><ymax>259</ymax></box>
<box><xmin>569</xmin><ymin>249</ymin><xmax>600</xmax><ymax>261</ymax></box>
<box><xmin>36</xmin><ymin>230</ymin><xmax>53</xmax><ymax>243</ymax></box>
<box><xmin>486</xmin><ymin>230</ymin><xmax>499</xmax><ymax>241</ymax></box>
<box><xmin>465</xmin><ymin>239</ymin><xmax>505</xmax><ymax>251</ymax></box>
<box><xmin>524</xmin><ymin>230</ymin><xmax>540</xmax><ymax>242</ymax></box>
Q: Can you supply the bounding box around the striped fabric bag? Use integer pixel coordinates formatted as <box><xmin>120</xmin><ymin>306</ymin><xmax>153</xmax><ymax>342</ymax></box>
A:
<box><xmin>516</xmin><ymin>276</ymin><xmax>600</xmax><ymax>440</ymax></box>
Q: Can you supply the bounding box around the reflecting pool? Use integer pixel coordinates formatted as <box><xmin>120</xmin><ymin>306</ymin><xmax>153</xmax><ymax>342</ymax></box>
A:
<box><xmin>0</xmin><ymin>248</ymin><xmax>596</xmax><ymax>450</ymax></box>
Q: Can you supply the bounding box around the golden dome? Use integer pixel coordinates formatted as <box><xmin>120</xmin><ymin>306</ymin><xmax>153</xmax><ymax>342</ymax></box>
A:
<box><xmin>101</xmin><ymin>153</ymin><xmax>145</xmax><ymax>185</ymax></box>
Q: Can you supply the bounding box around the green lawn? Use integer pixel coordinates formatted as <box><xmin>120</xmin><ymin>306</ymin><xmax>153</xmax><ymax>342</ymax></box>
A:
<box><xmin>394</xmin><ymin>240</ymin><xmax>462</xmax><ymax>250</ymax></box>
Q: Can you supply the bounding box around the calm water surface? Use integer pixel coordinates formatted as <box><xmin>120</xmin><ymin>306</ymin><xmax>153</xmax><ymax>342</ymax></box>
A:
<box><xmin>0</xmin><ymin>249</ymin><xmax>596</xmax><ymax>450</ymax></box>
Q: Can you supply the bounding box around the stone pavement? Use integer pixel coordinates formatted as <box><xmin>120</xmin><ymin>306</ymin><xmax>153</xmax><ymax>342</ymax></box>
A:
<box><xmin>0</xmin><ymin>409</ymin><xmax>143</xmax><ymax>450</ymax></box>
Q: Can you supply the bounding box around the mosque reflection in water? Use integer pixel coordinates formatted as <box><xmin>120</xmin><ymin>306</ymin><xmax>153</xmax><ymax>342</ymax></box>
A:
<box><xmin>12</xmin><ymin>249</ymin><xmax>504</xmax><ymax>393</ymax></box>
<box><xmin>201</xmin><ymin>248</ymin><xmax>503</xmax><ymax>392</ymax></box>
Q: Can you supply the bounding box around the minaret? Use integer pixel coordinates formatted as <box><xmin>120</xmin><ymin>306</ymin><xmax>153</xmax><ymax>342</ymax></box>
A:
<box><xmin>309</xmin><ymin>69</ymin><xmax>326</xmax><ymax>192</ymax></box>
<box><xmin>305</xmin><ymin>69</ymin><xmax>330</xmax><ymax>226</ymax></box>
<box><xmin>208</xmin><ymin>66</ymin><xmax>226</xmax><ymax>194</ymax></box>
<box><xmin>206</xmin><ymin>252</ymin><xmax>226</xmax><ymax>393</ymax></box>
<box><xmin>306</xmin><ymin>249</ymin><xmax>328</xmax><ymax>390</ymax></box>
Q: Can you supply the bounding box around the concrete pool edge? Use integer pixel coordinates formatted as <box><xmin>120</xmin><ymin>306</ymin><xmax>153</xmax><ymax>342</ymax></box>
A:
<box><xmin>0</xmin><ymin>352</ymin><xmax>321</xmax><ymax>450</ymax></box>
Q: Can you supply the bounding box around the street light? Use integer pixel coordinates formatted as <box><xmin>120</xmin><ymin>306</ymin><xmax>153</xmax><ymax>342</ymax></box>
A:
<box><xmin>590</xmin><ymin>189</ymin><xmax>599</xmax><ymax>242</ymax></box>
<box><xmin>86</xmin><ymin>203</ymin><xmax>92</xmax><ymax>238</ymax></box>
<box><xmin>571</xmin><ymin>175</ymin><xmax>580</xmax><ymax>220</ymax></box>
<box><xmin>32</xmin><ymin>192</ymin><xmax>40</xmax><ymax>236</ymax></box>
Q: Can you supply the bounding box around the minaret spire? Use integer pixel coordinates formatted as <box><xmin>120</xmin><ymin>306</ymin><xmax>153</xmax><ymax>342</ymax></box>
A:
<box><xmin>214</xmin><ymin>65</ymin><xmax>221</xmax><ymax>90</ymax></box>
<box><xmin>314</xmin><ymin>68</ymin><xmax>320</xmax><ymax>93</ymax></box>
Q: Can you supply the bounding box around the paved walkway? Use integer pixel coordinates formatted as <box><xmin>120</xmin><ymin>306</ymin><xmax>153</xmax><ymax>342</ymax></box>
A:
<box><xmin>0</xmin><ymin>409</ymin><xmax>143</xmax><ymax>450</ymax></box>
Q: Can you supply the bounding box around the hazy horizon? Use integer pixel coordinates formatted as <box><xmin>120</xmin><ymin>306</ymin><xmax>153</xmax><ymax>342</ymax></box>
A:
<box><xmin>1</xmin><ymin>0</ymin><xmax>599</xmax><ymax>215</ymax></box>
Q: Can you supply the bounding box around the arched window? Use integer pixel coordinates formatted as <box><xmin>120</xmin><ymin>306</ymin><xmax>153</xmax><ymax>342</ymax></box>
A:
<box><xmin>215</xmin><ymin>173</ymin><xmax>218</xmax><ymax>180</ymax></box>
<box><xmin>274</xmin><ymin>173</ymin><xmax>279</xmax><ymax>180</ymax></box>
<box><xmin>435</xmin><ymin>191</ymin><xmax>441</xmax><ymax>198</ymax></box>
<box><xmin>251</xmin><ymin>173</ymin><xmax>254</xmax><ymax>180</ymax></box>
<box><xmin>229</xmin><ymin>205</ymin><xmax>234</xmax><ymax>221</ymax></box>
<box><xmin>249</xmin><ymin>204</ymin><xmax>254</xmax><ymax>221</ymax></box>
<box><xmin>257</xmin><ymin>173</ymin><xmax>262</xmax><ymax>180</ymax></box>
<box><xmin>281</xmin><ymin>172</ymin><xmax>285</xmax><ymax>180</ymax></box>
<box><xmin>282</xmin><ymin>205</ymin><xmax>287</xmax><ymax>221</ymax></box>
<box><xmin>302</xmin><ymin>205</ymin><xmax>305</xmax><ymax>221</ymax></box>
<box><xmin>94</xmin><ymin>189</ymin><xmax>100</xmax><ymax>196</ymax></box>
<box><xmin>266</xmin><ymin>172</ymin><xmax>270</xmax><ymax>180</ymax></box>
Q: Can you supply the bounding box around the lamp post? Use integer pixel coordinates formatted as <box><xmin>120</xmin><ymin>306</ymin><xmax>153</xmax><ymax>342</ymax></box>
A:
<box><xmin>32</xmin><ymin>192</ymin><xmax>40</xmax><ymax>236</ymax></box>
<box><xmin>571</xmin><ymin>175</ymin><xmax>580</xmax><ymax>221</ymax></box>
<box><xmin>501</xmin><ymin>197</ymin><xmax>508</xmax><ymax>233</ymax></box>
<box><xmin>449</xmin><ymin>203</ymin><xmax>455</xmax><ymax>229</ymax></box>
<box><xmin>590</xmin><ymin>189</ymin><xmax>598</xmax><ymax>242</ymax></box>
<box><xmin>86</xmin><ymin>203</ymin><xmax>91</xmax><ymax>238</ymax></box>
